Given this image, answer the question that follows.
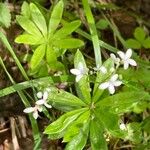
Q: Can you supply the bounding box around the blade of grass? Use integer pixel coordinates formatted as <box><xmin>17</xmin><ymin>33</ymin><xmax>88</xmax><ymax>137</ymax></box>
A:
<box><xmin>102</xmin><ymin>14</ymin><xmax>127</xmax><ymax>48</ymax></box>
<box><xmin>76</xmin><ymin>28</ymin><xmax>118</xmax><ymax>53</ymax></box>
<box><xmin>82</xmin><ymin>0</ymin><xmax>102</xmax><ymax>67</ymax></box>
<box><xmin>0</xmin><ymin>75</ymin><xmax>74</xmax><ymax>98</ymax></box>
<box><xmin>0</xmin><ymin>31</ymin><xmax>29</xmax><ymax>80</ymax></box>
<box><xmin>0</xmin><ymin>57</ymin><xmax>41</xmax><ymax>149</ymax></box>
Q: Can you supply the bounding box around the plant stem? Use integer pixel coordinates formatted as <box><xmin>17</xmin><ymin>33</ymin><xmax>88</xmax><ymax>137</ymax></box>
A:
<box><xmin>0</xmin><ymin>57</ymin><xmax>41</xmax><ymax>149</ymax></box>
<box><xmin>82</xmin><ymin>0</ymin><xmax>102</xmax><ymax>67</ymax></box>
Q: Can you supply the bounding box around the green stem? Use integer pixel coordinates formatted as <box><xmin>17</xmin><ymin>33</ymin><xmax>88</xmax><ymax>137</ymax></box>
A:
<box><xmin>0</xmin><ymin>57</ymin><xmax>41</xmax><ymax>149</ymax></box>
<box><xmin>82</xmin><ymin>0</ymin><xmax>102</xmax><ymax>67</ymax></box>
<box><xmin>0</xmin><ymin>31</ymin><xmax>29</xmax><ymax>80</ymax></box>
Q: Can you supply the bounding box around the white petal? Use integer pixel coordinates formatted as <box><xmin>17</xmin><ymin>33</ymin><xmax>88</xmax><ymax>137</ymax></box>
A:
<box><xmin>128</xmin><ymin>59</ymin><xmax>137</xmax><ymax>66</ymax></box>
<box><xmin>124</xmin><ymin>62</ymin><xmax>129</xmax><ymax>70</ymax></box>
<box><xmin>110</xmin><ymin>53</ymin><xmax>116</xmax><ymax>60</ymax></box>
<box><xmin>43</xmin><ymin>91</ymin><xmax>48</xmax><ymax>100</ymax></box>
<box><xmin>126</xmin><ymin>48</ymin><xmax>132</xmax><ymax>58</ymax></box>
<box><xmin>110</xmin><ymin>74</ymin><xmax>118</xmax><ymax>82</ymax></box>
<box><xmin>33</xmin><ymin>111</ymin><xmax>38</xmax><ymax>119</ymax></box>
<box><xmin>99</xmin><ymin>82</ymin><xmax>109</xmax><ymax>89</ymax></box>
<box><xmin>23</xmin><ymin>107</ymin><xmax>35</xmax><ymax>113</ymax></box>
<box><xmin>70</xmin><ymin>69</ymin><xmax>81</xmax><ymax>75</ymax></box>
<box><xmin>37</xmin><ymin>92</ymin><xmax>42</xmax><ymax>99</ymax></box>
<box><xmin>36</xmin><ymin>99</ymin><xmax>45</xmax><ymax>105</ymax></box>
<box><xmin>117</xmin><ymin>51</ymin><xmax>125</xmax><ymax>59</ymax></box>
<box><xmin>108</xmin><ymin>85</ymin><xmax>115</xmax><ymax>94</ymax></box>
<box><xmin>113</xmin><ymin>81</ymin><xmax>122</xmax><ymax>87</ymax></box>
<box><xmin>76</xmin><ymin>74</ymin><xmax>83</xmax><ymax>82</ymax></box>
<box><xmin>120</xmin><ymin>123</ymin><xmax>126</xmax><ymax>130</ymax></box>
<box><xmin>78</xmin><ymin>62</ymin><xmax>84</xmax><ymax>70</ymax></box>
<box><xmin>99</xmin><ymin>66</ymin><xmax>107</xmax><ymax>74</ymax></box>
<box><xmin>44</xmin><ymin>103</ymin><xmax>52</xmax><ymax>108</ymax></box>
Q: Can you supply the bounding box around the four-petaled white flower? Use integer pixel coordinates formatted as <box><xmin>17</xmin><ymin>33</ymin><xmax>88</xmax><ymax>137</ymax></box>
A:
<box><xmin>23</xmin><ymin>105</ymin><xmax>42</xmax><ymax>119</ymax></box>
<box><xmin>99</xmin><ymin>74</ymin><xmax>122</xmax><ymax>94</ymax></box>
<box><xmin>70</xmin><ymin>62</ymin><xmax>88</xmax><ymax>82</ymax></box>
<box><xmin>117</xmin><ymin>48</ymin><xmax>137</xmax><ymax>70</ymax></box>
<box><xmin>93</xmin><ymin>65</ymin><xmax>107</xmax><ymax>74</ymax></box>
<box><xmin>36</xmin><ymin>91</ymin><xmax>52</xmax><ymax>109</ymax></box>
<box><xmin>110</xmin><ymin>53</ymin><xmax>120</xmax><ymax>66</ymax></box>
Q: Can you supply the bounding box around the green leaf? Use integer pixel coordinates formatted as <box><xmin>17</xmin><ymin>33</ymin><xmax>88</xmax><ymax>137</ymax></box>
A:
<box><xmin>30</xmin><ymin>3</ymin><xmax>47</xmax><ymax>36</ymax></box>
<box><xmin>46</xmin><ymin>45</ymin><xmax>57</xmax><ymax>64</ymax></box>
<box><xmin>126</xmin><ymin>39</ymin><xmax>141</xmax><ymax>49</ymax></box>
<box><xmin>30</xmin><ymin>44</ymin><xmax>46</xmax><ymax>69</ymax></box>
<box><xmin>48</xmin><ymin>88</ymin><xmax>86</xmax><ymax>110</ymax></box>
<box><xmin>141</xmin><ymin>116</ymin><xmax>150</xmax><ymax>133</ymax></box>
<box><xmin>16</xmin><ymin>16</ymin><xmax>42</xmax><ymax>37</ymax></box>
<box><xmin>126</xmin><ymin>122</ymin><xmax>142</xmax><ymax>144</ymax></box>
<box><xmin>143</xmin><ymin>37</ymin><xmax>150</xmax><ymax>48</ymax></box>
<box><xmin>53</xmin><ymin>38</ymin><xmax>84</xmax><ymax>49</ymax></box>
<box><xmin>96</xmin><ymin>91</ymin><xmax>150</xmax><ymax>114</ymax></box>
<box><xmin>74</xmin><ymin>50</ymin><xmax>91</xmax><ymax>104</ymax></box>
<box><xmin>53</xmin><ymin>20</ymin><xmax>81</xmax><ymax>39</ymax></box>
<box><xmin>65</xmin><ymin>118</ymin><xmax>90</xmax><ymax>150</ymax></box>
<box><xmin>44</xmin><ymin>108</ymin><xmax>87</xmax><ymax>139</ymax></box>
<box><xmin>96</xmin><ymin>19</ymin><xmax>109</xmax><ymax>30</ymax></box>
<box><xmin>21</xmin><ymin>1</ymin><xmax>30</xmax><ymax>18</ymax></box>
<box><xmin>48</xmin><ymin>0</ymin><xmax>64</xmax><ymax>34</ymax></box>
<box><xmin>95</xmin><ymin>108</ymin><xmax>126</xmax><ymax>138</ymax></box>
<box><xmin>0</xmin><ymin>3</ymin><xmax>11</xmax><ymax>28</ymax></box>
<box><xmin>90</xmin><ymin>119</ymin><xmax>108</xmax><ymax>150</ymax></box>
<box><xmin>63</xmin><ymin>110</ymin><xmax>90</xmax><ymax>142</ymax></box>
<box><xmin>134</xmin><ymin>27</ymin><xmax>146</xmax><ymax>43</ymax></box>
<box><xmin>15</xmin><ymin>34</ymin><xmax>44</xmax><ymax>45</ymax></box>
<box><xmin>92</xmin><ymin>58</ymin><xmax>114</xmax><ymax>103</ymax></box>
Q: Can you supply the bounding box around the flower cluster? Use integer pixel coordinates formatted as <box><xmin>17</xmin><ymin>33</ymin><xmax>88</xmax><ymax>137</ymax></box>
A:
<box><xmin>23</xmin><ymin>89</ymin><xmax>52</xmax><ymax>119</ymax></box>
<box><xmin>70</xmin><ymin>49</ymin><xmax>137</xmax><ymax>95</ymax></box>
<box><xmin>111</xmin><ymin>48</ymin><xmax>137</xmax><ymax>70</ymax></box>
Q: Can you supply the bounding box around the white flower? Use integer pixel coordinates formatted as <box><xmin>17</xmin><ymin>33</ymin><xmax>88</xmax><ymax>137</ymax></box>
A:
<box><xmin>117</xmin><ymin>49</ymin><xmax>137</xmax><ymax>70</ymax></box>
<box><xmin>70</xmin><ymin>62</ymin><xmax>88</xmax><ymax>82</ymax></box>
<box><xmin>36</xmin><ymin>91</ymin><xmax>52</xmax><ymax>109</ymax></box>
<box><xmin>110</xmin><ymin>53</ymin><xmax>120</xmax><ymax>65</ymax></box>
<box><xmin>23</xmin><ymin>105</ymin><xmax>42</xmax><ymax>119</ymax></box>
<box><xmin>99</xmin><ymin>74</ymin><xmax>122</xmax><ymax>94</ymax></box>
<box><xmin>93</xmin><ymin>65</ymin><xmax>107</xmax><ymax>74</ymax></box>
<box><xmin>120</xmin><ymin>123</ymin><xmax>127</xmax><ymax>130</ymax></box>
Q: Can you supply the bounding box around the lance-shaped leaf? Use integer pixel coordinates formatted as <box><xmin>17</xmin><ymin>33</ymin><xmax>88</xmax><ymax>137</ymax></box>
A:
<box><xmin>53</xmin><ymin>20</ymin><xmax>81</xmax><ymax>39</ymax></box>
<box><xmin>48</xmin><ymin>88</ymin><xmax>86</xmax><ymax>111</ymax></box>
<box><xmin>21</xmin><ymin>1</ymin><xmax>30</xmax><ymax>18</ymax></box>
<box><xmin>65</xmin><ymin>118</ymin><xmax>90</xmax><ymax>150</ymax></box>
<box><xmin>30</xmin><ymin>3</ymin><xmax>47</xmax><ymax>36</ymax></box>
<box><xmin>92</xmin><ymin>58</ymin><xmax>114</xmax><ymax>103</ymax></box>
<box><xmin>46</xmin><ymin>45</ymin><xmax>57</xmax><ymax>65</ymax></box>
<box><xmin>53</xmin><ymin>38</ymin><xmax>84</xmax><ymax>49</ymax></box>
<box><xmin>63</xmin><ymin>110</ymin><xmax>90</xmax><ymax>142</ymax></box>
<box><xmin>90</xmin><ymin>119</ymin><xmax>108</xmax><ymax>150</ymax></box>
<box><xmin>95</xmin><ymin>108</ymin><xmax>126</xmax><ymax>138</ymax></box>
<box><xmin>0</xmin><ymin>3</ymin><xmax>11</xmax><ymax>28</ymax></box>
<box><xmin>48</xmin><ymin>0</ymin><xmax>64</xmax><ymax>34</ymax></box>
<box><xmin>30</xmin><ymin>44</ymin><xmax>46</xmax><ymax>69</ymax></box>
<box><xmin>96</xmin><ymin>91</ymin><xmax>150</xmax><ymax>114</ymax></box>
<box><xmin>16</xmin><ymin>16</ymin><xmax>42</xmax><ymax>37</ymax></box>
<box><xmin>15</xmin><ymin>34</ymin><xmax>44</xmax><ymax>45</ymax></box>
<box><xmin>72</xmin><ymin>50</ymin><xmax>91</xmax><ymax>104</ymax></box>
<box><xmin>44</xmin><ymin>108</ymin><xmax>87</xmax><ymax>139</ymax></box>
